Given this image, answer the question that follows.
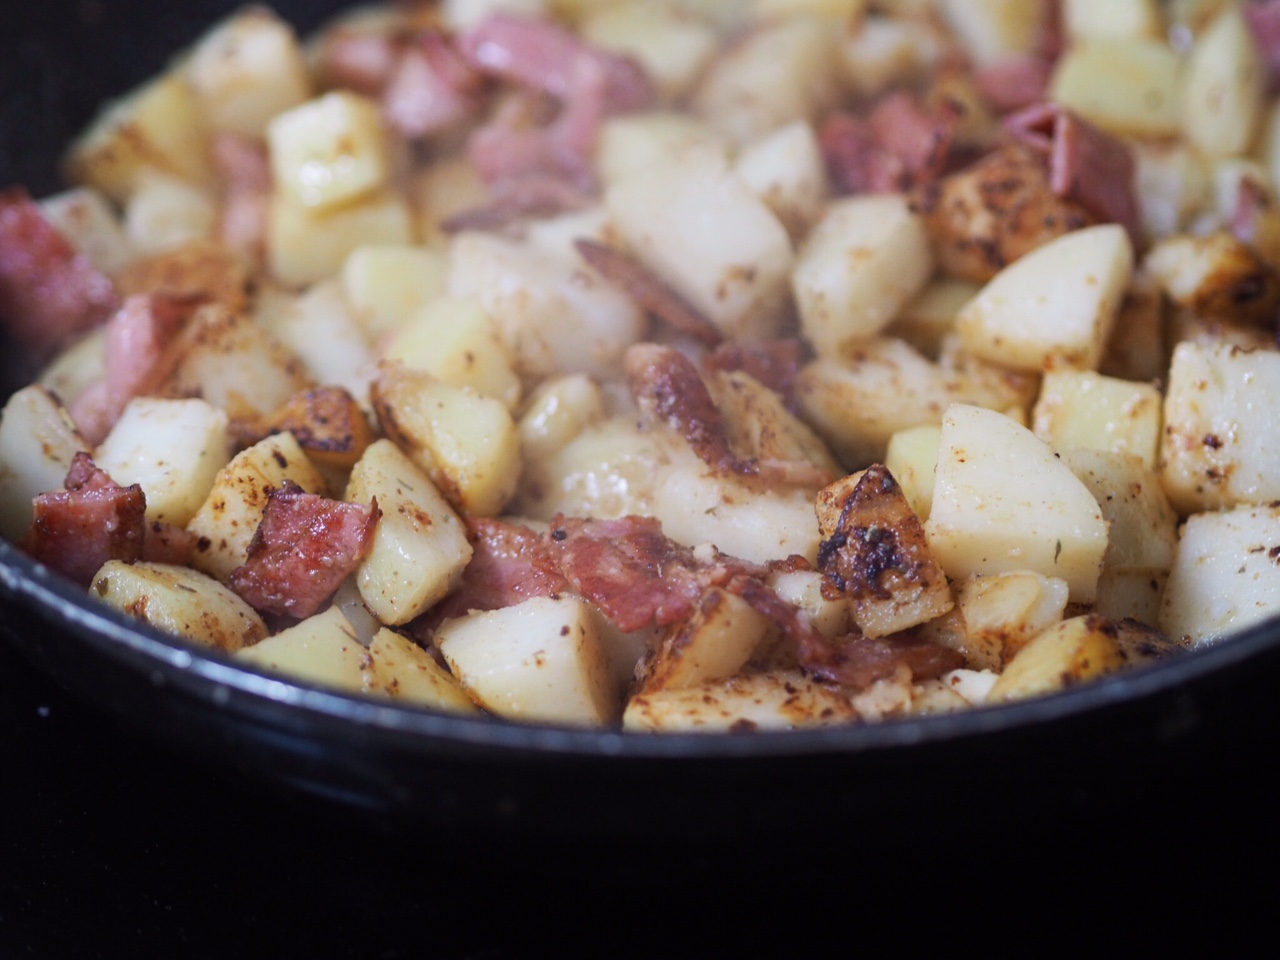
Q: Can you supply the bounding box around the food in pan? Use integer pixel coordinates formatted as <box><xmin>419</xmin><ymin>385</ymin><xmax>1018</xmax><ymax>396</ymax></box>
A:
<box><xmin>3</xmin><ymin>0</ymin><xmax>1280</xmax><ymax>731</ymax></box>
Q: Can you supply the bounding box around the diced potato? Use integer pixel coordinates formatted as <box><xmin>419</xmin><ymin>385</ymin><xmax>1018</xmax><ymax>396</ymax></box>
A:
<box><xmin>954</xmin><ymin>224</ymin><xmax>1134</xmax><ymax>372</ymax></box>
<box><xmin>692</xmin><ymin>15</ymin><xmax>839</xmax><ymax>144</ymax></box>
<box><xmin>1181</xmin><ymin>7</ymin><xmax>1265</xmax><ymax>159</ymax></box>
<box><xmin>365</xmin><ymin>628</ymin><xmax>480</xmax><ymax>713</ymax></box>
<box><xmin>517</xmin><ymin>374</ymin><xmax>606</xmax><ymax>464</ymax></box>
<box><xmin>793</xmin><ymin>194</ymin><xmax>934</xmax><ymax>359</ymax></box>
<box><xmin>606</xmin><ymin>149</ymin><xmax>794</xmax><ymax>342</ymax></box>
<box><xmin>448</xmin><ymin>231</ymin><xmax>646</xmax><ymax>380</ymax></box>
<box><xmin>123</xmin><ymin>173</ymin><xmax>217</xmax><ymax>257</ymax></box>
<box><xmin>1099</xmin><ymin>271</ymin><xmax>1166</xmax><ymax>383</ymax></box>
<box><xmin>341</xmin><ymin>244</ymin><xmax>448</xmax><ymax>338</ymax></box>
<box><xmin>65</xmin><ymin>69</ymin><xmax>212</xmax><ymax>204</ymax></box>
<box><xmin>624</xmin><ymin>670</ymin><xmax>858</xmax><ymax>732</ymax></box>
<box><xmin>1132</xmin><ymin>141</ymin><xmax>1212</xmax><ymax>242</ymax></box>
<box><xmin>956</xmin><ymin>571</ymin><xmax>1070</xmax><ymax>670</ymax></box>
<box><xmin>1062</xmin><ymin>0</ymin><xmax>1161</xmax><ymax>40</ymax></box>
<box><xmin>1160</xmin><ymin>341</ymin><xmax>1280</xmax><ymax>514</ymax></box>
<box><xmin>91</xmin><ymin>560</ymin><xmax>267</xmax><ymax>652</ymax></box>
<box><xmin>383</xmin><ymin>296</ymin><xmax>522</xmax><ymax>411</ymax></box>
<box><xmin>988</xmin><ymin>613</ymin><xmax>1168</xmax><ymax>701</ymax></box>
<box><xmin>767</xmin><ymin>568</ymin><xmax>852</xmax><ymax>639</ymax></box>
<box><xmin>268</xmin><ymin>279</ymin><xmax>374</xmax><ymax>406</ymax></box>
<box><xmin>1065</xmin><ymin>450</ymin><xmax>1178</xmax><ymax>574</ymax></box>
<box><xmin>94</xmin><ymin>398</ymin><xmax>232</xmax><ymax>527</ymax></box>
<box><xmin>753</xmin><ymin>0</ymin><xmax>867</xmax><ymax>19</ymax></box>
<box><xmin>1032</xmin><ymin>370</ymin><xmax>1162</xmax><ymax>468</ymax></box>
<box><xmin>186</xmin><ymin>432</ymin><xmax>327</xmax><ymax>581</ymax></box>
<box><xmin>372</xmin><ymin>362</ymin><xmax>520</xmax><ymax>517</ymax></box>
<box><xmin>236</xmin><ymin>607</ymin><xmax>372</xmax><ymax>692</ymax></box>
<box><xmin>264</xmin><ymin>387</ymin><xmax>374</xmax><ymax>471</ymax></box>
<box><xmin>597</xmin><ymin>113</ymin><xmax>731</xmax><ymax>189</ymax></box>
<box><xmin>38</xmin><ymin>329</ymin><xmax>106</xmax><ymax>408</ymax></box>
<box><xmin>887</xmin><ymin>278</ymin><xmax>980</xmax><ymax>359</ymax></box>
<box><xmin>267</xmin><ymin>91</ymin><xmax>389</xmax><ymax>211</ymax></box>
<box><xmin>636</xmin><ymin>588</ymin><xmax>775</xmax><ymax>694</ymax></box>
<box><xmin>580</xmin><ymin>1</ymin><xmax>719</xmax><ymax>102</ymax></box>
<box><xmin>815</xmin><ymin>465</ymin><xmax>954</xmax><ymax>638</ymax></box>
<box><xmin>840</xmin><ymin>14</ymin><xmax>946</xmax><ymax>97</ymax></box>
<box><xmin>115</xmin><ymin>239</ymin><xmax>250</xmax><ymax>314</ymax></box>
<box><xmin>436</xmin><ymin>596</ymin><xmax>618</xmax><ymax>726</ymax></box>
<box><xmin>185</xmin><ymin>7</ymin><xmax>312</xmax><ymax>139</ymax></box>
<box><xmin>1048</xmin><ymin>38</ymin><xmax>1183</xmax><ymax>138</ymax></box>
<box><xmin>705</xmin><ymin>370</ymin><xmax>841</xmax><ymax>477</ymax></box>
<box><xmin>734</xmin><ymin>120</ymin><xmax>829</xmax><ymax>240</ymax></box>
<box><xmin>345</xmin><ymin>439</ymin><xmax>472</xmax><ymax>625</ymax></box>
<box><xmin>1161</xmin><ymin>503</ymin><xmax>1280</xmax><ymax>645</ymax></box>
<box><xmin>1144</xmin><ymin>231</ymin><xmax>1280</xmax><ymax>328</ymax></box>
<box><xmin>409</xmin><ymin>158</ymin><xmax>492</xmax><ymax>250</ymax></box>
<box><xmin>884</xmin><ymin>424</ymin><xmax>941</xmax><ymax>522</ymax></box>
<box><xmin>0</xmin><ymin>386</ymin><xmax>86</xmax><ymax>542</ymax></box>
<box><xmin>161</xmin><ymin>303</ymin><xmax>311</xmax><ymax>425</ymax></box>
<box><xmin>938</xmin><ymin>0</ymin><xmax>1048</xmax><ymax>66</ymax></box>
<box><xmin>38</xmin><ymin>187</ymin><xmax>134</xmax><ymax>276</ymax></box>
<box><xmin>1094</xmin><ymin>569</ymin><xmax>1167</xmax><ymax>625</ymax></box>
<box><xmin>924</xmin><ymin>404</ymin><xmax>1108</xmax><ymax>602</ymax></box>
<box><xmin>267</xmin><ymin>189</ymin><xmax>414</xmax><ymax>288</ymax></box>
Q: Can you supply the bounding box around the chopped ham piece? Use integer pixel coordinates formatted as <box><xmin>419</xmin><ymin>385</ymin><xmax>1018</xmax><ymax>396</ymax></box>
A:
<box><xmin>575</xmin><ymin>239</ymin><xmax>722</xmax><ymax>346</ymax></box>
<box><xmin>429</xmin><ymin>517</ymin><xmax>569</xmax><ymax>624</ymax></box>
<box><xmin>975</xmin><ymin>55</ymin><xmax>1053</xmax><ymax>113</ymax></box>
<box><xmin>795</xmin><ymin>630</ymin><xmax>967</xmax><ymax>689</ymax></box>
<box><xmin>23</xmin><ymin>453</ymin><xmax>146</xmax><ymax>587</ymax></box>
<box><xmin>0</xmin><ymin>187</ymin><xmax>118</xmax><ymax>355</ymax></box>
<box><xmin>1246</xmin><ymin>0</ymin><xmax>1280</xmax><ymax>93</ymax></box>
<box><xmin>820</xmin><ymin>94</ymin><xmax>962</xmax><ymax>196</ymax></box>
<box><xmin>384</xmin><ymin>30</ymin><xmax>484</xmax><ymax>137</ymax></box>
<box><xmin>1005</xmin><ymin>102</ymin><xmax>1142</xmax><ymax>246</ymax></box>
<box><xmin>228</xmin><ymin>481</ymin><xmax>381</xmax><ymax>620</ymax></box>
<box><xmin>142</xmin><ymin>521</ymin><xmax>198</xmax><ymax>567</ymax></box>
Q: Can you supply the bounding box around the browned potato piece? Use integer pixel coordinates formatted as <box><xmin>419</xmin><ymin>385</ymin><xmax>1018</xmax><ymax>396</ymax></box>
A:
<box><xmin>815</xmin><ymin>464</ymin><xmax>954</xmax><ymax>638</ymax></box>
<box><xmin>265</xmin><ymin>386</ymin><xmax>374</xmax><ymax>470</ymax></box>
<box><xmin>912</xmin><ymin>143</ymin><xmax>1094</xmax><ymax>282</ymax></box>
<box><xmin>1144</xmin><ymin>231</ymin><xmax>1280</xmax><ymax>328</ymax></box>
<box><xmin>115</xmin><ymin>238</ymin><xmax>250</xmax><ymax>314</ymax></box>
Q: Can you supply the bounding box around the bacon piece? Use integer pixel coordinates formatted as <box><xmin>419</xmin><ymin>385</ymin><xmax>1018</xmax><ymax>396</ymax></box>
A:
<box><xmin>228</xmin><ymin>482</ymin><xmax>381</xmax><ymax>620</ymax></box>
<box><xmin>212</xmin><ymin>134</ymin><xmax>271</xmax><ymax>266</ymax></box>
<box><xmin>443</xmin><ymin>172</ymin><xmax>594</xmax><ymax>231</ymax></box>
<box><xmin>1005</xmin><ymin>102</ymin><xmax>1141</xmax><ymax>245</ymax></box>
<box><xmin>23</xmin><ymin>453</ymin><xmax>146</xmax><ymax>587</ymax></box>
<box><xmin>575</xmin><ymin>240</ymin><xmax>721</xmax><ymax>346</ymax></box>
<box><xmin>0</xmin><ymin>187</ymin><xmax>118</xmax><ymax>355</ymax></box>
<box><xmin>820</xmin><ymin>94</ymin><xmax>963</xmax><ymax>197</ymax></box>
<box><xmin>820</xmin><ymin>112</ymin><xmax>907</xmax><ymax>195</ymax></box>
<box><xmin>142</xmin><ymin>521</ymin><xmax>198</xmax><ymax>567</ymax></box>
<box><xmin>1246</xmin><ymin>0</ymin><xmax>1280</xmax><ymax>93</ymax></box>
<box><xmin>702</xmin><ymin>339</ymin><xmax>804</xmax><ymax>405</ymax></box>
<box><xmin>68</xmin><ymin>293</ymin><xmax>193</xmax><ymax>445</ymax></box>
<box><xmin>430</xmin><ymin>517</ymin><xmax>569</xmax><ymax>624</ymax></box>
<box><xmin>795</xmin><ymin>631</ymin><xmax>966</xmax><ymax>689</ymax></box>
<box><xmin>384</xmin><ymin>30</ymin><xmax>485</xmax><ymax>137</ymax></box>
<box><xmin>975</xmin><ymin>55</ymin><xmax>1053</xmax><ymax>113</ymax></box>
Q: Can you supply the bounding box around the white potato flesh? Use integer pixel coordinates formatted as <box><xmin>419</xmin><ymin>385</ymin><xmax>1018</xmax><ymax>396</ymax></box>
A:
<box><xmin>269</xmin><ymin>280</ymin><xmax>374</xmax><ymax>407</ymax></box>
<box><xmin>987</xmin><ymin>614</ymin><xmax>1128</xmax><ymax>702</ymax></box>
<box><xmin>580</xmin><ymin>1</ymin><xmax>719</xmax><ymax>102</ymax></box>
<box><xmin>442</xmin><ymin>0</ymin><xmax>547</xmax><ymax>30</ymax></box>
<box><xmin>436</xmin><ymin>596</ymin><xmax>618</xmax><ymax>727</ymax></box>
<box><xmin>0</xmin><ymin>386</ymin><xmax>86</xmax><ymax>542</ymax></box>
<box><xmin>597</xmin><ymin>112</ymin><xmax>731</xmax><ymax>190</ymax></box>
<box><xmin>186</xmin><ymin>432</ymin><xmax>327</xmax><ymax>581</ymax></box>
<box><xmin>1064</xmin><ymin>449</ymin><xmax>1177</xmax><ymax>574</ymax></box>
<box><xmin>924</xmin><ymin>404</ymin><xmax>1108</xmax><ymax>602</ymax></box>
<box><xmin>840</xmin><ymin>15</ymin><xmax>946</xmax><ymax>98</ymax></box>
<box><xmin>267</xmin><ymin>92</ymin><xmax>389</xmax><ymax>211</ymax></box>
<box><xmin>624</xmin><ymin>671</ymin><xmax>858</xmax><ymax>732</ymax></box>
<box><xmin>954</xmin><ymin>224</ymin><xmax>1134</xmax><ymax>371</ymax></box>
<box><xmin>448</xmin><ymin>231</ymin><xmax>646</xmax><ymax>380</ymax></box>
<box><xmin>92</xmin><ymin>560</ymin><xmax>267</xmax><ymax>652</ymax></box>
<box><xmin>38</xmin><ymin>187</ymin><xmax>134</xmax><ymax>277</ymax></box>
<box><xmin>793</xmin><ymin>193</ymin><xmax>934</xmax><ymax>358</ymax></box>
<box><xmin>1161</xmin><ymin>504</ymin><xmax>1280</xmax><ymax>646</ymax></box>
<box><xmin>236</xmin><ymin>607</ymin><xmax>372</xmax><ymax>692</ymax></box>
<box><xmin>638</xmin><ymin>588</ymin><xmax>775</xmax><ymax>694</ymax></box>
<box><xmin>345</xmin><ymin>439</ymin><xmax>472</xmax><ymax>626</ymax></box>
<box><xmin>888</xmin><ymin>278</ymin><xmax>981</xmax><ymax>359</ymax></box>
<box><xmin>734</xmin><ymin>120</ymin><xmax>829</xmax><ymax>239</ymax></box>
<box><xmin>956</xmin><ymin>571</ymin><xmax>1070</xmax><ymax>670</ymax></box>
<box><xmin>268</xmin><ymin>189</ymin><xmax>413</xmax><ymax>288</ymax></box>
<box><xmin>94</xmin><ymin>398</ymin><xmax>232</xmax><ymax>527</ymax></box>
<box><xmin>939</xmin><ymin>0</ymin><xmax>1047</xmax><ymax>66</ymax></box>
<box><xmin>1032</xmin><ymin>370</ymin><xmax>1163</xmax><ymax>468</ymax></box>
<box><xmin>366</xmin><ymin>628</ymin><xmax>480</xmax><ymax>714</ymax></box>
<box><xmin>606</xmin><ymin>148</ymin><xmax>794</xmax><ymax>341</ymax></box>
<box><xmin>767</xmin><ymin>569</ymin><xmax>852</xmax><ymax>639</ymax></box>
<box><xmin>1062</xmin><ymin>0</ymin><xmax>1161</xmax><ymax>41</ymax></box>
<box><xmin>1181</xmin><ymin>7</ymin><xmax>1265</xmax><ymax>159</ymax></box>
<box><xmin>1132</xmin><ymin>142</ymin><xmax>1212</xmax><ymax>241</ymax></box>
<box><xmin>884</xmin><ymin>424</ymin><xmax>941</xmax><ymax>522</ymax></box>
<box><xmin>517</xmin><ymin>374</ymin><xmax>606</xmax><ymax>464</ymax></box>
<box><xmin>1160</xmin><ymin>342</ymin><xmax>1280</xmax><ymax>514</ymax></box>
<box><xmin>1048</xmin><ymin>38</ymin><xmax>1183</xmax><ymax>138</ymax></box>
<box><xmin>341</xmin><ymin>244</ymin><xmax>449</xmax><ymax>338</ymax></box>
<box><xmin>123</xmin><ymin>173</ymin><xmax>218</xmax><ymax>257</ymax></box>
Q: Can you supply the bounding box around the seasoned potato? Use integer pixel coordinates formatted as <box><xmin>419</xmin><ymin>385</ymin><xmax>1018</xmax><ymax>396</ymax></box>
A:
<box><xmin>1032</xmin><ymin>371</ymin><xmax>1163</xmax><ymax>468</ymax></box>
<box><xmin>624</xmin><ymin>670</ymin><xmax>858</xmax><ymax>732</ymax></box>
<box><xmin>236</xmin><ymin>606</ymin><xmax>372</xmax><ymax>691</ymax></box>
<box><xmin>0</xmin><ymin>387</ymin><xmax>86</xmax><ymax>542</ymax></box>
<box><xmin>636</xmin><ymin>587</ymin><xmax>775</xmax><ymax>695</ymax></box>
<box><xmin>956</xmin><ymin>572</ymin><xmax>1070</xmax><ymax>670</ymax></box>
<box><xmin>366</xmin><ymin>628</ymin><xmax>480</xmax><ymax>713</ymax></box>
<box><xmin>1049</xmin><ymin>38</ymin><xmax>1182</xmax><ymax>138</ymax></box>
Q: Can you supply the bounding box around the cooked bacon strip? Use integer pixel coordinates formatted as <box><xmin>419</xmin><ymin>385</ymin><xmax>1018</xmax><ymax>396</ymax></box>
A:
<box><xmin>228</xmin><ymin>481</ymin><xmax>381</xmax><ymax>620</ymax></box>
<box><xmin>1247</xmin><ymin>0</ymin><xmax>1280</xmax><ymax>93</ymax></box>
<box><xmin>820</xmin><ymin>112</ymin><xmax>907</xmax><ymax>195</ymax></box>
<box><xmin>23</xmin><ymin>453</ymin><xmax>146</xmax><ymax>587</ymax></box>
<box><xmin>212</xmin><ymin>134</ymin><xmax>271</xmax><ymax>267</ymax></box>
<box><xmin>384</xmin><ymin>30</ymin><xmax>484</xmax><ymax>137</ymax></box>
<box><xmin>975</xmin><ymin>55</ymin><xmax>1053</xmax><ymax>113</ymax></box>
<box><xmin>430</xmin><ymin>517</ymin><xmax>569</xmax><ymax>623</ymax></box>
<box><xmin>0</xmin><ymin>187</ymin><xmax>118</xmax><ymax>355</ymax></box>
<box><xmin>821</xmin><ymin>94</ymin><xmax>963</xmax><ymax>196</ymax></box>
<box><xmin>703</xmin><ymin>339</ymin><xmax>805</xmax><ymax>405</ymax></box>
<box><xmin>1005</xmin><ymin>102</ymin><xmax>1141</xmax><ymax>245</ymax></box>
<box><xmin>795</xmin><ymin>630</ymin><xmax>966</xmax><ymax>690</ymax></box>
<box><xmin>575</xmin><ymin>239</ymin><xmax>722</xmax><ymax>346</ymax></box>
<box><xmin>68</xmin><ymin>293</ymin><xmax>194</xmax><ymax>445</ymax></box>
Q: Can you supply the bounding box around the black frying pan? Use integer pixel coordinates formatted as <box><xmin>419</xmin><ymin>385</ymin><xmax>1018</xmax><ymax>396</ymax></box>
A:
<box><xmin>3</xmin><ymin>0</ymin><xmax>1279</xmax><ymax>846</ymax></box>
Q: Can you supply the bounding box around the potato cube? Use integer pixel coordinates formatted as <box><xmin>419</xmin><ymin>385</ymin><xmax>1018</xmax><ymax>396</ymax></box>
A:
<box><xmin>123</xmin><ymin>173</ymin><xmax>218</xmax><ymax>257</ymax></box>
<box><xmin>345</xmin><ymin>439</ymin><xmax>472</xmax><ymax>625</ymax></box>
<box><xmin>1144</xmin><ymin>231</ymin><xmax>1280</xmax><ymax>328</ymax></box>
<box><xmin>597</xmin><ymin>113</ymin><xmax>730</xmax><ymax>190</ymax></box>
<box><xmin>366</xmin><ymin>628</ymin><xmax>480</xmax><ymax>714</ymax></box>
<box><xmin>186</xmin><ymin>432</ymin><xmax>327</xmax><ymax>581</ymax></box>
<box><xmin>1048</xmin><ymin>38</ymin><xmax>1182</xmax><ymax>138</ymax></box>
<box><xmin>1182</xmin><ymin>7</ymin><xmax>1265</xmax><ymax>158</ymax></box>
<box><xmin>92</xmin><ymin>560</ymin><xmax>267</xmax><ymax>652</ymax></box>
<box><xmin>384</xmin><ymin>296</ymin><xmax>522</xmax><ymax>411</ymax></box>
<box><xmin>606</xmin><ymin>150</ymin><xmax>793</xmax><ymax>342</ymax></box>
<box><xmin>581</xmin><ymin>1</ymin><xmax>719</xmax><ymax>102</ymax></box>
<box><xmin>1032</xmin><ymin>370</ymin><xmax>1162</xmax><ymax>467</ymax></box>
<box><xmin>1099</xmin><ymin>270</ymin><xmax>1166</xmax><ymax>383</ymax></box>
<box><xmin>443</xmin><ymin>0</ymin><xmax>548</xmax><ymax>30</ymax></box>
<box><xmin>372</xmin><ymin>362</ymin><xmax>520</xmax><ymax>517</ymax></box>
<box><xmin>341</xmin><ymin>244</ymin><xmax>448</xmax><ymax>338</ymax></box>
<box><xmin>268</xmin><ymin>280</ymin><xmax>375</xmax><ymax>408</ymax></box>
<box><xmin>185</xmin><ymin>7</ymin><xmax>312</xmax><ymax>139</ymax></box>
<box><xmin>1062</xmin><ymin>0</ymin><xmax>1161</xmax><ymax>41</ymax></box>
<box><xmin>987</xmin><ymin>614</ymin><xmax>1136</xmax><ymax>702</ymax></box>
<box><xmin>267</xmin><ymin>92</ymin><xmax>389</xmax><ymax>211</ymax></box>
<box><xmin>793</xmin><ymin>194</ymin><xmax>934</xmax><ymax>359</ymax></box>
<box><xmin>1065</xmin><ymin>450</ymin><xmax>1178</xmax><ymax>576</ymax></box>
<box><xmin>884</xmin><ymin>423</ymin><xmax>941</xmax><ymax>521</ymax></box>
<box><xmin>1094</xmin><ymin>569</ymin><xmax>1166</xmax><ymax>625</ymax></box>
<box><xmin>94</xmin><ymin>398</ymin><xmax>232</xmax><ymax>527</ymax></box>
<box><xmin>0</xmin><ymin>386</ymin><xmax>87</xmax><ymax>542</ymax></box>
<box><xmin>766</xmin><ymin>568</ymin><xmax>853</xmax><ymax>640</ymax></box>
<box><xmin>409</xmin><ymin>158</ymin><xmax>491</xmax><ymax>250</ymax></box>
<box><xmin>955</xmin><ymin>224</ymin><xmax>1134</xmax><ymax>372</ymax></box>
<box><xmin>267</xmin><ymin>189</ymin><xmax>413</xmax><ymax>288</ymax></box>
<box><xmin>436</xmin><ymin>596</ymin><xmax>618</xmax><ymax>726</ymax></box>
<box><xmin>517</xmin><ymin>374</ymin><xmax>606</xmax><ymax>464</ymax></box>
<box><xmin>624</xmin><ymin>670</ymin><xmax>858</xmax><ymax>732</ymax></box>
<box><xmin>956</xmin><ymin>572</ymin><xmax>1070</xmax><ymax>670</ymax></box>
<box><xmin>38</xmin><ymin>187</ymin><xmax>134</xmax><ymax>276</ymax></box>
<box><xmin>924</xmin><ymin>404</ymin><xmax>1108</xmax><ymax>602</ymax></box>
<box><xmin>840</xmin><ymin>14</ymin><xmax>946</xmax><ymax>98</ymax></box>
<box><xmin>1161</xmin><ymin>503</ymin><xmax>1280</xmax><ymax>645</ymax></box>
<box><xmin>734</xmin><ymin>120</ymin><xmax>829</xmax><ymax>240</ymax></box>
<box><xmin>236</xmin><ymin>607</ymin><xmax>372</xmax><ymax>692</ymax></box>
<box><xmin>939</xmin><ymin>0</ymin><xmax>1048</xmax><ymax>66</ymax></box>
<box><xmin>887</xmin><ymin>278</ymin><xmax>981</xmax><ymax>359</ymax></box>
<box><xmin>636</xmin><ymin>588</ymin><xmax>775</xmax><ymax>695</ymax></box>
<box><xmin>1160</xmin><ymin>341</ymin><xmax>1280</xmax><ymax>514</ymax></box>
